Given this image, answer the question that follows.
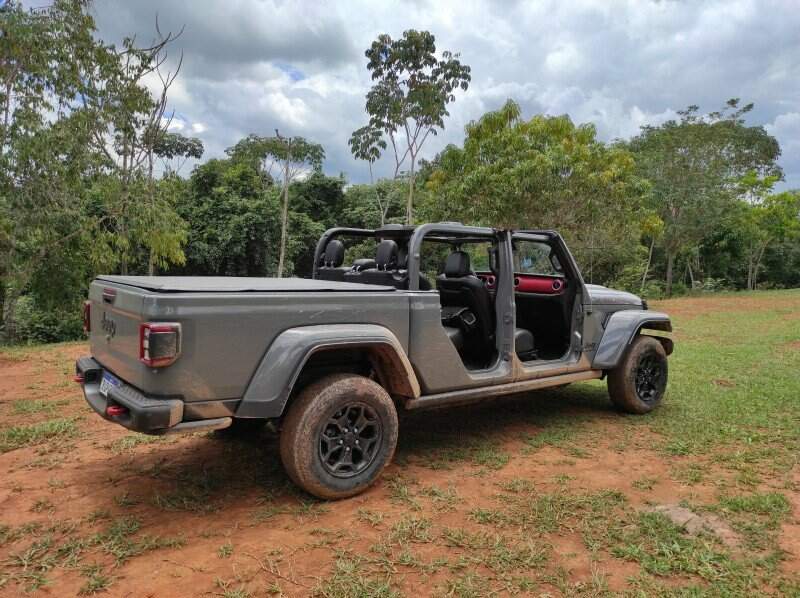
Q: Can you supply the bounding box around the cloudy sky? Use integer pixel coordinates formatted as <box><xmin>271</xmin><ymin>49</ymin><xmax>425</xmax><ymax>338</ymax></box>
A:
<box><xmin>83</xmin><ymin>0</ymin><xmax>800</xmax><ymax>189</ymax></box>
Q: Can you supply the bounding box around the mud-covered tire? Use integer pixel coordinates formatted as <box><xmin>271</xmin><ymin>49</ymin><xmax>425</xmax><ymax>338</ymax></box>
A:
<box><xmin>607</xmin><ymin>335</ymin><xmax>668</xmax><ymax>414</ymax></box>
<box><xmin>213</xmin><ymin>418</ymin><xmax>266</xmax><ymax>437</ymax></box>
<box><xmin>279</xmin><ymin>374</ymin><xmax>398</xmax><ymax>500</ymax></box>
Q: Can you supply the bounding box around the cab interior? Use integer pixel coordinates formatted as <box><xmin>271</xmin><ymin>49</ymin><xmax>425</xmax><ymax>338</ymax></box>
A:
<box><xmin>314</xmin><ymin>226</ymin><xmax>577</xmax><ymax>370</ymax></box>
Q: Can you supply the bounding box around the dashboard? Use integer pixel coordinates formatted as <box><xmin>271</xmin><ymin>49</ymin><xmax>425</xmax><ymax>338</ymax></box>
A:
<box><xmin>476</xmin><ymin>272</ymin><xmax>567</xmax><ymax>295</ymax></box>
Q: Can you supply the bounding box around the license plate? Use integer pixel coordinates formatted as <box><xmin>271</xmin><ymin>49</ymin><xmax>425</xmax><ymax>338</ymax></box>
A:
<box><xmin>99</xmin><ymin>372</ymin><xmax>121</xmax><ymax>397</ymax></box>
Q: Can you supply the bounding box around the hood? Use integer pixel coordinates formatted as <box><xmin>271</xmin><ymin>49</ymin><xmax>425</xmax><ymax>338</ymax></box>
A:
<box><xmin>585</xmin><ymin>284</ymin><xmax>644</xmax><ymax>307</ymax></box>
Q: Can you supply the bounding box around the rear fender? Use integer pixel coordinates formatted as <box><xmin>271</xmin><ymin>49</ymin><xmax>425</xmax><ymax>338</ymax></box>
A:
<box><xmin>235</xmin><ymin>324</ymin><xmax>420</xmax><ymax>419</ymax></box>
<box><xmin>592</xmin><ymin>310</ymin><xmax>672</xmax><ymax>370</ymax></box>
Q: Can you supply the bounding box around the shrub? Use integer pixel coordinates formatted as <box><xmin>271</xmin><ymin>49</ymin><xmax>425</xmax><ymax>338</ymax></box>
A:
<box><xmin>11</xmin><ymin>295</ymin><xmax>84</xmax><ymax>344</ymax></box>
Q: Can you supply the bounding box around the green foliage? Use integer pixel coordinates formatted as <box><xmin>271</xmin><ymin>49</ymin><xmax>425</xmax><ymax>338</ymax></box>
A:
<box><xmin>173</xmin><ymin>158</ymin><xmax>280</xmax><ymax>277</ymax></box>
<box><xmin>625</xmin><ymin>99</ymin><xmax>783</xmax><ymax>295</ymax></box>
<box><xmin>11</xmin><ymin>295</ymin><xmax>83</xmax><ymax>343</ymax></box>
<box><xmin>425</xmin><ymin>99</ymin><xmax>646</xmax><ymax>284</ymax></box>
<box><xmin>353</xmin><ymin>29</ymin><xmax>471</xmax><ymax>223</ymax></box>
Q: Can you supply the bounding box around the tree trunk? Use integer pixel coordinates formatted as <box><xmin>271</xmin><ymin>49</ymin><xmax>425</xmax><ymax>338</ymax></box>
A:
<box><xmin>1</xmin><ymin>288</ymin><xmax>20</xmax><ymax>344</ymax></box>
<box><xmin>406</xmin><ymin>155</ymin><xmax>416</xmax><ymax>225</ymax></box>
<box><xmin>752</xmin><ymin>242</ymin><xmax>769</xmax><ymax>291</ymax></box>
<box><xmin>277</xmin><ymin>162</ymin><xmax>290</xmax><ymax>278</ymax></box>
<box><xmin>641</xmin><ymin>237</ymin><xmax>655</xmax><ymax>292</ymax></box>
<box><xmin>665</xmin><ymin>250</ymin><xmax>675</xmax><ymax>297</ymax></box>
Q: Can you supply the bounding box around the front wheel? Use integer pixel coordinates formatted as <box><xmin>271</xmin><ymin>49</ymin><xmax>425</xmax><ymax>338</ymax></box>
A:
<box><xmin>607</xmin><ymin>335</ymin><xmax>668</xmax><ymax>414</ymax></box>
<box><xmin>279</xmin><ymin>374</ymin><xmax>398</xmax><ymax>499</ymax></box>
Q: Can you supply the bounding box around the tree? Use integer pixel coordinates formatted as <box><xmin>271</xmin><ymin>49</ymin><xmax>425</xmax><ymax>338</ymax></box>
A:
<box><xmin>227</xmin><ymin>132</ymin><xmax>324</xmax><ymax>277</ymax></box>
<box><xmin>83</xmin><ymin>18</ymin><xmax>190</xmax><ymax>275</ymax></box>
<box><xmin>639</xmin><ymin>213</ymin><xmax>664</xmax><ymax>291</ymax></box>
<box><xmin>348</xmin><ymin>125</ymin><xmax>391</xmax><ymax>225</ymax></box>
<box><xmin>626</xmin><ymin>99</ymin><xmax>782</xmax><ymax>295</ymax></box>
<box><xmin>153</xmin><ymin>131</ymin><xmax>204</xmax><ymax>174</ymax></box>
<box><xmin>351</xmin><ymin>30</ymin><xmax>471</xmax><ymax>224</ymax></box>
<box><xmin>0</xmin><ymin>0</ymin><xmax>111</xmax><ymax>339</ymax></box>
<box><xmin>173</xmin><ymin>158</ymin><xmax>281</xmax><ymax>277</ymax></box>
<box><xmin>341</xmin><ymin>179</ymin><xmax>407</xmax><ymax>229</ymax></box>
<box><xmin>739</xmin><ymin>191</ymin><xmax>800</xmax><ymax>290</ymax></box>
<box><xmin>426</xmin><ymin>99</ymin><xmax>646</xmax><ymax>281</ymax></box>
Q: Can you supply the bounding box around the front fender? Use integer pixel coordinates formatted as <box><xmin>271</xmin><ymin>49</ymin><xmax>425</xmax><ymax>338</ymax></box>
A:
<box><xmin>592</xmin><ymin>310</ymin><xmax>672</xmax><ymax>370</ymax></box>
<box><xmin>235</xmin><ymin>324</ymin><xmax>420</xmax><ymax>419</ymax></box>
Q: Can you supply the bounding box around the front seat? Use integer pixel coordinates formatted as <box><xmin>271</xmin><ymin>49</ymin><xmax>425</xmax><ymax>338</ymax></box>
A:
<box><xmin>437</xmin><ymin>250</ymin><xmax>536</xmax><ymax>360</ymax></box>
<box><xmin>436</xmin><ymin>251</ymin><xmax>495</xmax><ymax>348</ymax></box>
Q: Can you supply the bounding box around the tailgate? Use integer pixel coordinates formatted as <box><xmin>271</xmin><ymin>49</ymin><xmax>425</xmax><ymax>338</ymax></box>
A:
<box><xmin>88</xmin><ymin>281</ymin><xmax>148</xmax><ymax>390</ymax></box>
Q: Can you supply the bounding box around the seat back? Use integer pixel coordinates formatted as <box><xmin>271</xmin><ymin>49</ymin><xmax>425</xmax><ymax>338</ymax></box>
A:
<box><xmin>358</xmin><ymin>239</ymin><xmax>401</xmax><ymax>286</ymax></box>
<box><xmin>436</xmin><ymin>251</ymin><xmax>495</xmax><ymax>345</ymax></box>
<box><xmin>316</xmin><ymin>239</ymin><xmax>348</xmax><ymax>281</ymax></box>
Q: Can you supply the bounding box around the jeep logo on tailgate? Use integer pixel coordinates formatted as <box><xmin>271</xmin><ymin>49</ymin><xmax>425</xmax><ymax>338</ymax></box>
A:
<box><xmin>101</xmin><ymin>312</ymin><xmax>116</xmax><ymax>339</ymax></box>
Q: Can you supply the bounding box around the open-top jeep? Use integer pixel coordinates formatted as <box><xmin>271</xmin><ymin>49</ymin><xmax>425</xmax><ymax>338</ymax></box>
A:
<box><xmin>76</xmin><ymin>223</ymin><xmax>673</xmax><ymax>498</ymax></box>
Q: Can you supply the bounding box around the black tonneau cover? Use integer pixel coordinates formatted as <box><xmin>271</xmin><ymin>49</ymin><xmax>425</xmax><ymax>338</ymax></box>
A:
<box><xmin>96</xmin><ymin>275</ymin><xmax>396</xmax><ymax>293</ymax></box>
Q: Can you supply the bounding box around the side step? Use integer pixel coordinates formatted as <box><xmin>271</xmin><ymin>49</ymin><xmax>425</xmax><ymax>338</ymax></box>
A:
<box><xmin>404</xmin><ymin>369</ymin><xmax>603</xmax><ymax>410</ymax></box>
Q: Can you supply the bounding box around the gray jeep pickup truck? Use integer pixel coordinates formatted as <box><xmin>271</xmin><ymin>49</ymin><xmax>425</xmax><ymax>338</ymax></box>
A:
<box><xmin>76</xmin><ymin>223</ymin><xmax>673</xmax><ymax>499</ymax></box>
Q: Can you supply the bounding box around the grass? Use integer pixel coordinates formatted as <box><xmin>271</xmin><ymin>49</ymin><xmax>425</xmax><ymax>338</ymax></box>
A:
<box><xmin>11</xmin><ymin>399</ymin><xmax>69</xmax><ymax>416</ymax></box>
<box><xmin>312</xmin><ymin>554</ymin><xmax>400</xmax><ymax>598</ymax></box>
<box><xmin>0</xmin><ymin>418</ymin><xmax>79</xmax><ymax>453</ymax></box>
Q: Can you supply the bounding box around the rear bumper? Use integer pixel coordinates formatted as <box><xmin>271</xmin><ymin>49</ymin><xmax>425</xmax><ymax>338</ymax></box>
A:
<box><xmin>76</xmin><ymin>356</ymin><xmax>231</xmax><ymax>435</ymax></box>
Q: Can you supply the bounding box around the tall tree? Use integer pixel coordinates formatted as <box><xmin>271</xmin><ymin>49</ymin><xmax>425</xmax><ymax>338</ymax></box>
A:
<box><xmin>626</xmin><ymin>100</ymin><xmax>782</xmax><ymax>295</ymax></box>
<box><xmin>227</xmin><ymin>132</ymin><xmax>324</xmax><ymax>277</ymax></box>
<box><xmin>351</xmin><ymin>30</ymin><xmax>470</xmax><ymax>224</ymax></box>
<box><xmin>348</xmin><ymin>125</ymin><xmax>391</xmax><ymax>225</ymax></box>
<box><xmin>0</xmin><ymin>0</ymin><xmax>109</xmax><ymax>338</ymax></box>
<box><xmin>426</xmin><ymin>99</ymin><xmax>646</xmax><ymax>281</ymax></box>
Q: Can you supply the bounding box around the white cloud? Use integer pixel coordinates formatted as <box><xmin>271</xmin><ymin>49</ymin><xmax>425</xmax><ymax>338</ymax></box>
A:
<box><xmin>83</xmin><ymin>0</ymin><xmax>800</xmax><ymax>186</ymax></box>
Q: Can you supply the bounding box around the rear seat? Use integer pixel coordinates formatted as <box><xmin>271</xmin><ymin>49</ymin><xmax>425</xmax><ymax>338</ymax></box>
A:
<box><xmin>316</xmin><ymin>240</ymin><xmax>348</xmax><ymax>281</ymax></box>
<box><xmin>343</xmin><ymin>239</ymin><xmax>432</xmax><ymax>290</ymax></box>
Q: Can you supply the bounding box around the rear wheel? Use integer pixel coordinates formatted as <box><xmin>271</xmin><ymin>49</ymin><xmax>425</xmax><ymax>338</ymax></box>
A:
<box><xmin>607</xmin><ymin>335</ymin><xmax>668</xmax><ymax>414</ymax></box>
<box><xmin>279</xmin><ymin>374</ymin><xmax>398</xmax><ymax>499</ymax></box>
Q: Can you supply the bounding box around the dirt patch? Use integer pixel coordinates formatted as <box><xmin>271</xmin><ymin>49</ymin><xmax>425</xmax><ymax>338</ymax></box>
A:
<box><xmin>713</xmin><ymin>378</ymin><xmax>736</xmax><ymax>388</ymax></box>
<box><xmin>650</xmin><ymin>504</ymin><xmax>740</xmax><ymax>549</ymax></box>
<box><xmin>651</xmin><ymin>292</ymin><xmax>800</xmax><ymax>320</ymax></box>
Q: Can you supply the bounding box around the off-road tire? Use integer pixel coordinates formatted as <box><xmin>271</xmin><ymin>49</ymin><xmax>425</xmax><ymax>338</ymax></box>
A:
<box><xmin>279</xmin><ymin>374</ymin><xmax>398</xmax><ymax>500</ymax></box>
<box><xmin>607</xmin><ymin>335</ymin><xmax>668</xmax><ymax>414</ymax></box>
<box><xmin>214</xmin><ymin>418</ymin><xmax>266</xmax><ymax>437</ymax></box>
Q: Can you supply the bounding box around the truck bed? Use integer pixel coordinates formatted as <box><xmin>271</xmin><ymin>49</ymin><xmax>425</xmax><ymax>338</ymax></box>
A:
<box><xmin>97</xmin><ymin>275</ymin><xmax>395</xmax><ymax>293</ymax></box>
<box><xmin>88</xmin><ymin>277</ymin><xmax>410</xmax><ymax>405</ymax></box>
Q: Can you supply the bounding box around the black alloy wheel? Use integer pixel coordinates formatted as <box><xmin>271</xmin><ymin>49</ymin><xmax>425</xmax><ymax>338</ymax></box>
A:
<box><xmin>318</xmin><ymin>403</ymin><xmax>383</xmax><ymax>478</ymax></box>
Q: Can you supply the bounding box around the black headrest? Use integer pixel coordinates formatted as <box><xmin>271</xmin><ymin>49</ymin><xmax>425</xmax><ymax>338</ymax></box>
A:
<box><xmin>375</xmin><ymin>239</ymin><xmax>398</xmax><ymax>270</ymax></box>
<box><xmin>323</xmin><ymin>240</ymin><xmax>344</xmax><ymax>267</ymax></box>
<box><xmin>444</xmin><ymin>251</ymin><xmax>470</xmax><ymax>277</ymax></box>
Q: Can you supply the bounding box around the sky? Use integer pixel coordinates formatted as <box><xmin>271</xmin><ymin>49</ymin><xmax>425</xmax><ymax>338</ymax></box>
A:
<box><xmin>80</xmin><ymin>0</ymin><xmax>800</xmax><ymax>189</ymax></box>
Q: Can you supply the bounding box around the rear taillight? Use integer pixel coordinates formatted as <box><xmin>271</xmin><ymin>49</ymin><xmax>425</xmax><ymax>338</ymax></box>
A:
<box><xmin>83</xmin><ymin>300</ymin><xmax>91</xmax><ymax>333</ymax></box>
<box><xmin>139</xmin><ymin>323</ymin><xmax>181</xmax><ymax>368</ymax></box>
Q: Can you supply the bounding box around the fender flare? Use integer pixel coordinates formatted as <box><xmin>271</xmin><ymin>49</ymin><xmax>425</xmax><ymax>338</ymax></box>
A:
<box><xmin>591</xmin><ymin>310</ymin><xmax>672</xmax><ymax>370</ymax></box>
<box><xmin>235</xmin><ymin>324</ymin><xmax>420</xmax><ymax>419</ymax></box>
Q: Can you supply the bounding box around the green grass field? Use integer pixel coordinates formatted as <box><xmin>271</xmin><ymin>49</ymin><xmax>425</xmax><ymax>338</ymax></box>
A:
<box><xmin>0</xmin><ymin>290</ymin><xmax>798</xmax><ymax>596</ymax></box>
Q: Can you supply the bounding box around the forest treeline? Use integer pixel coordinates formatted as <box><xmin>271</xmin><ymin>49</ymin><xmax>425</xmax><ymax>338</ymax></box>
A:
<box><xmin>1</xmin><ymin>1</ymin><xmax>798</xmax><ymax>343</ymax></box>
